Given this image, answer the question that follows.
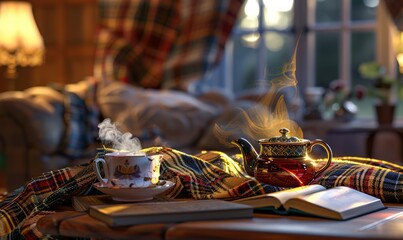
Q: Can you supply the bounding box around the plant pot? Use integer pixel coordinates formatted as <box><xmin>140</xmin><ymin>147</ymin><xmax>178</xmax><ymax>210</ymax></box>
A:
<box><xmin>375</xmin><ymin>104</ymin><xmax>395</xmax><ymax>125</ymax></box>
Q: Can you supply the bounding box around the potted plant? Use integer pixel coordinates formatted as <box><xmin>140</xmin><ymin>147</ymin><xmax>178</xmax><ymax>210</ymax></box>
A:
<box><xmin>358</xmin><ymin>62</ymin><xmax>398</xmax><ymax>125</ymax></box>
<box><xmin>323</xmin><ymin>79</ymin><xmax>365</xmax><ymax>122</ymax></box>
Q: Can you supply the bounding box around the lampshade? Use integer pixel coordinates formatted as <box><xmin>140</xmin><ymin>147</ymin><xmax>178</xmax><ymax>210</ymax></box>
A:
<box><xmin>0</xmin><ymin>1</ymin><xmax>44</xmax><ymax>79</ymax></box>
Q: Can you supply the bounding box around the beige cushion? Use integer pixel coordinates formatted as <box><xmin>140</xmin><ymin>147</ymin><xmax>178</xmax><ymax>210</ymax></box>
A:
<box><xmin>97</xmin><ymin>81</ymin><xmax>220</xmax><ymax>148</ymax></box>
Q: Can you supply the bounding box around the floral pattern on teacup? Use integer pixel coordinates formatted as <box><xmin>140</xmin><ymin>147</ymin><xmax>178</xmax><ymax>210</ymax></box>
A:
<box><xmin>114</xmin><ymin>159</ymin><xmax>141</xmax><ymax>180</ymax></box>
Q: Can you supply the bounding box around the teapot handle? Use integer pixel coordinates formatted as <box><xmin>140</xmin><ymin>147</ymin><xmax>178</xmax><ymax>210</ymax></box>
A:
<box><xmin>307</xmin><ymin>139</ymin><xmax>333</xmax><ymax>178</ymax></box>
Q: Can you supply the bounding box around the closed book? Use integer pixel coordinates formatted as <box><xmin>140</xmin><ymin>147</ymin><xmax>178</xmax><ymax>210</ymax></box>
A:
<box><xmin>72</xmin><ymin>194</ymin><xmax>173</xmax><ymax>212</ymax></box>
<box><xmin>72</xmin><ymin>195</ymin><xmax>115</xmax><ymax>212</ymax></box>
<box><xmin>233</xmin><ymin>185</ymin><xmax>386</xmax><ymax>220</ymax></box>
<box><xmin>89</xmin><ymin>199</ymin><xmax>253</xmax><ymax>227</ymax></box>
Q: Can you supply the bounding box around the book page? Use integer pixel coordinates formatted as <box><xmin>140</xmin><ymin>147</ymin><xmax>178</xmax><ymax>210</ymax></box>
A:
<box><xmin>283</xmin><ymin>186</ymin><xmax>385</xmax><ymax>220</ymax></box>
<box><xmin>268</xmin><ymin>184</ymin><xmax>326</xmax><ymax>205</ymax></box>
<box><xmin>233</xmin><ymin>184</ymin><xmax>326</xmax><ymax>209</ymax></box>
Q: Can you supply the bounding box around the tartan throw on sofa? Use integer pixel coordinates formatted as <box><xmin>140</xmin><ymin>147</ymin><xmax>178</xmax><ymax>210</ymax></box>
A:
<box><xmin>1</xmin><ymin>147</ymin><xmax>403</xmax><ymax>239</ymax></box>
<box><xmin>94</xmin><ymin>0</ymin><xmax>243</xmax><ymax>90</ymax></box>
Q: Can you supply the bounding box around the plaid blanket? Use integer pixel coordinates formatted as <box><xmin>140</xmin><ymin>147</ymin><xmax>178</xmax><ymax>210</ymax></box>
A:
<box><xmin>51</xmin><ymin>79</ymin><xmax>100</xmax><ymax>158</ymax></box>
<box><xmin>1</xmin><ymin>147</ymin><xmax>403</xmax><ymax>239</ymax></box>
<box><xmin>94</xmin><ymin>0</ymin><xmax>243</xmax><ymax>90</ymax></box>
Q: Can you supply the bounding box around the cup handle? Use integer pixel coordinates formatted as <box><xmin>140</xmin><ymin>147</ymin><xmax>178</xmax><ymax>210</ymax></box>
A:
<box><xmin>94</xmin><ymin>157</ymin><xmax>109</xmax><ymax>186</ymax></box>
<box><xmin>307</xmin><ymin>139</ymin><xmax>333</xmax><ymax>178</ymax></box>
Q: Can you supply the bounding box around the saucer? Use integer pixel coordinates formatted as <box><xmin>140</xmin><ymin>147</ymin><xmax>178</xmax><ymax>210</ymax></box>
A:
<box><xmin>93</xmin><ymin>180</ymin><xmax>175</xmax><ymax>202</ymax></box>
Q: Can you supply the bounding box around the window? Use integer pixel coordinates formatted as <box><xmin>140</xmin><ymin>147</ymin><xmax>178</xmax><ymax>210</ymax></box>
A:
<box><xmin>196</xmin><ymin>0</ymin><xmax>294</xmax><ymax>94</ymax></box>
<box><xmin>200</xmin><ymin>0</ymin><xmax>400</xmax><ymax>120</ymax></box>
<box><xmin>311</xmin><ymin>0</ymin><xmax>379</xmax><ymax>118</ymax></box>
<box><xmin>312</xmin><ymin>0</ymin><xmax>378</xmax><ymax>119</ymax></box>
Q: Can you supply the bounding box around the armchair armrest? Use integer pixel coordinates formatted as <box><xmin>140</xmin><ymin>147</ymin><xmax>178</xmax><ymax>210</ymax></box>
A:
<box><xmin>0</xmin><ymin>87</ymin><xmax>66</xmax><ymax>190</ymax></box>
<box><xmin>0</xmin><ymin>87</ymin><xmax>65</xmax><ymax>153</ymax></box>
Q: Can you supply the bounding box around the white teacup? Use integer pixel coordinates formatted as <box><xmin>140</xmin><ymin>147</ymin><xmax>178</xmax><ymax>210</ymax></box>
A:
<box><xmin>94</xmin><ymin>152</ymin><xmax>163</xmax><ymax>188</ymax></box>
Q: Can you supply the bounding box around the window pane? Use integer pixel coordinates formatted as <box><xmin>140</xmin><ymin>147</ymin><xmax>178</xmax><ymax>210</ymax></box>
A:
<box><xmin>351</xmin><ymin>31</ymin><xmax>376</xmax><ymax>88</ymax></box>
<box><xmin>262</xmin><ymin>0</ymin><xmax>294</xmax><ymax>29</ymax></box>
<box><xmin>264</xmin><ymin>32</ymin><xmax>295</xmax><ymax>79</ymax></box>
<box><xmin>351</xmin><ymin>0</ymin><xmax>377</xmax><ymax>21</ymax></box>
<box><xmin>236</xmin><ymin>0</ymin><xmax>259</xmax><ymax>31</ymax></box>
<box><xmin>315</xmin><ymin>0</ymin><xmax>340</xmax><ymax>23</ymax></box>
<box><xmin>315</xmin><ymin>32</ymin><xmax>340</xmax><ymax>88</ymax></box>
<box><xmin>351</xmin><ymin>31</ymin><xmax>376</xmax><ymax>118</ymax></box>
<box><xmin>233</xmin><ymin>35</ymin><xmax>258</xmax><ymax>92</ymax></box>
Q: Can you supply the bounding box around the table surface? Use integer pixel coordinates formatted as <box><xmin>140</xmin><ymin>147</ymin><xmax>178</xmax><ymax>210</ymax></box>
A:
<box><xmin>37</xmin><ymin>204</ymin><xmax>403</xmax><ymax>240</ymax></box>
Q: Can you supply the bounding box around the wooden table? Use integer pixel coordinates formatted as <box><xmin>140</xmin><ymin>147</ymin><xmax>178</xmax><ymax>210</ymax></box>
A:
<box><xmin>37</xmin><ymin>206</ymin><xmax>403</xmax><ymax>240</ymax></box>
<box><xmin>166</xmin><ymin>207</ymin><xmax>403</xmax><ymax>240</ymax></box>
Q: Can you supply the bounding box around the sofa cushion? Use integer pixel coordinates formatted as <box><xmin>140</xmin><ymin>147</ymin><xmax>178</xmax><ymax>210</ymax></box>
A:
<box><xmin>97</xmin><ymin>81</ymin><xmax>220</xmax><ymax>149</ymax></box>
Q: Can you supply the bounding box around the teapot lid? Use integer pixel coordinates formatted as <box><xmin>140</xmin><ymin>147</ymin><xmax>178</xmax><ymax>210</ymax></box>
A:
<box><xmin>267</xmin><ymin>128</ymin><xmax>302</xmax><ymax>143</ymax></box>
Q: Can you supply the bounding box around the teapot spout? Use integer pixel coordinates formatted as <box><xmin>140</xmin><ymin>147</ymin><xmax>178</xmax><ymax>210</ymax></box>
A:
<box><xmin>231</xmin><ymin>138</ymin><xmax>258</xmax><ymax>177</ymax></box>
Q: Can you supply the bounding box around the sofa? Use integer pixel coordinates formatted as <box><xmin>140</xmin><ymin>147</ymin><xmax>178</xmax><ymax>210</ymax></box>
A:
<box><xmin>0</xmin><ymin>76</ymin><xmax>282</xmax><ymax>190</ymax></box>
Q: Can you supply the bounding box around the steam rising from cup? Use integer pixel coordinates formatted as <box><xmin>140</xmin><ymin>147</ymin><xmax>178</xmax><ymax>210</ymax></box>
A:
<box><xmin>98</xmin><ymin>118</ymin><xmax>144</xmax><ymax>155</ymax></box>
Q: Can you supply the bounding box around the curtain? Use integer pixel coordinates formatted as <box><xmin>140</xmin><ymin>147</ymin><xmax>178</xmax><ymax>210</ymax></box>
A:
<box><xmin>382</xmin><ymin>0</ymin><xmax>403</xmax><ymax>31</ymax></box>
<box><xmin>377</xmin><ymin>0</ymin><xmax>401</xmax><ymax>77</ymax></box>
<box><xmin>94</xmin><ymin>0</ymin><xmax>244</xmax><ymax>91</ymax></box>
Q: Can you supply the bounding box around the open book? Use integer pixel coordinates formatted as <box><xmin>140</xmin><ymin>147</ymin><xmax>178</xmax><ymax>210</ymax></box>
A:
<box><xmin>233</xmin><ymin>185</ymin><xmax>385</xmax><ymax>220</ymax></box>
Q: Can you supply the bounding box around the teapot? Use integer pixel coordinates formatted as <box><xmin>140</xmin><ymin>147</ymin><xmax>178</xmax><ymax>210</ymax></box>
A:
<box><xmin>232</xmin><ymin>128</ymin><xmax>332</xmax><ymax>187</ymax></box>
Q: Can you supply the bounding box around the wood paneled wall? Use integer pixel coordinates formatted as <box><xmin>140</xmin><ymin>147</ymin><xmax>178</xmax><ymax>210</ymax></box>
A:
<box><xmin>0</xmin><ymin>0</ymin><xmax>98</xmax><ymax>92</ymax></box>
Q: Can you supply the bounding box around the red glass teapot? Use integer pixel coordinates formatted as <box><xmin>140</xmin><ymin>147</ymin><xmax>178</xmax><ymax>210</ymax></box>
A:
<box><xmin>232</xmin><ymin>128</ymin><xmax>333</xmax><ymax>187</ymax></box>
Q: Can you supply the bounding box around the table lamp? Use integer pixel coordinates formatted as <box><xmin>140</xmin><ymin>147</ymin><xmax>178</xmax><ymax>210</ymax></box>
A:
<box><xmin>0</xmin><ymin>1</ymin><xmax>44</xmax><ymax>90</ymax></box>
